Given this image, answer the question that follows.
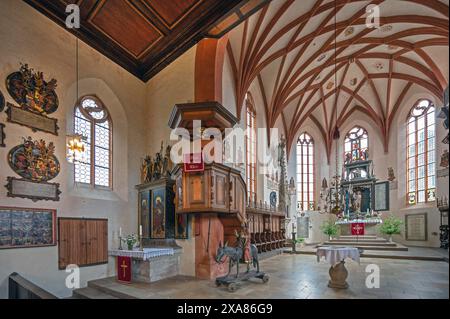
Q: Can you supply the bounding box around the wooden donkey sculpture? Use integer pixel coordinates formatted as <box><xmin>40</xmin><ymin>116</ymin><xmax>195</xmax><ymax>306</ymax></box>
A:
<box><xmin>215</xmin><ymin>241</ymin><xmax>259</xmax><ymax>278</ymax></box>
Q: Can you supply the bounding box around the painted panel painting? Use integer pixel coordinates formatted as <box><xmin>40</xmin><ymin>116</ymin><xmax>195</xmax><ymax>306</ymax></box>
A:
<box><xmin>0</xmin><ymin>207</ymin><xmax>56</xmax><ymax>249</ymax></box>
<box><xmin>151</xmin><ymin>189</ymin><xmax>166</xmax><ymax>238</ymax></box>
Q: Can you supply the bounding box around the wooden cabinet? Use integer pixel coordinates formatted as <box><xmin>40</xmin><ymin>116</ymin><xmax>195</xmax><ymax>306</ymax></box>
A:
<box><xmin>58</xmin><ymin>218</ymin><xmax>108</xmax><ymax>270</ymax></box>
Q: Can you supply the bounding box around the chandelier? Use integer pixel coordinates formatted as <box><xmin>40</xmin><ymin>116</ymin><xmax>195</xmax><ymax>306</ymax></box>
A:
<box><xmin>66</xmin><ymin>134</ymin><xmax>87</xmax><ymax>163</ymax></box>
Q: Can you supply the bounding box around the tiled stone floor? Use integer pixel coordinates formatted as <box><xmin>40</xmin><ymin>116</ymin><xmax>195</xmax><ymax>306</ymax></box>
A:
<box><xmin>90</xmin><ymin>254</ymin><xmax>449</xmax><ymax>299</ymax></box>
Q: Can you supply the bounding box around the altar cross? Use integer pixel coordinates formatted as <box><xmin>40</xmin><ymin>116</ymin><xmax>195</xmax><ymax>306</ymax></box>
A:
<box><xmin>120</xmin><ymin>259</ymin><xmax>128</xmax><ymax>277</ymax></box>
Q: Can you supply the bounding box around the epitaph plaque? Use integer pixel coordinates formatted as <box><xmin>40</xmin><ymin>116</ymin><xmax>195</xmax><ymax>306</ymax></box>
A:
<box><xmin>373</xmin><ymin>181</ymin><xmax>389</xmax><ymax>211</ymax></box>
<box><xmin>6</xmin><ymin>177</ymin><xmax>61</xmax><ymax>202</ymax></box>
<box><xmin>405</xmin><ymin>213</ymin><xmax>427</xmax><ymax>241</ymax></box>
<box><xmin>6</xmin><ymin>103</ymin><xmax>59</xmax><ymax>135</ymax></box>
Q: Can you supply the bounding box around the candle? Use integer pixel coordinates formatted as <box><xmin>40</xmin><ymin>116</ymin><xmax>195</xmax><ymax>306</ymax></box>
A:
<box><xmin>139</xmin><ymin>225</ymin><xmax>143</xmax><ymax>236</ymax></box>
<box><xmin>119</xmin><ymin>227</ymin><xmax>122</xmax><ymax>237</ymax></box>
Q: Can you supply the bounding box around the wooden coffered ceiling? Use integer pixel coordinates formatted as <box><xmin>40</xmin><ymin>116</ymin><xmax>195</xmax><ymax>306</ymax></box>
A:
<box><xmin>24</xmin><ymin>0</ymin><xmax>269</xmax><ymax>82</ymax></box>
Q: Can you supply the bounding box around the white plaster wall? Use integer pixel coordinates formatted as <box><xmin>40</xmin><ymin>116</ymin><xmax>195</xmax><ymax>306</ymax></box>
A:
<box><xmin>222</xmin><ymin>53</ymin><xmax>237</xmax><ymax>117</ymax></box>
<box><xmin>0</xmin><ymin>0</ymin><xmax>147</xmax><ymax>298</ymax></box>
<box><xmin>145</xmin><ymin>46</ymin><xmax>197</xmax><ymax>277</ymax></box>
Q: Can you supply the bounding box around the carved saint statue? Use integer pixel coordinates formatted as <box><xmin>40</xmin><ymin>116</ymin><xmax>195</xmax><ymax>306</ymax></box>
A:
<box><xmin>162</xmin><ymin>144</ymin><xmax>172</xmax><ymax>176</ymax></box>
<box><xmin>387</xmin><ymin>167</ymin><xmax>395</xmax><ymax>181</ymax></box>
<box><xmin>141</xmin><ymin>155</ymin><xmax>153</xmax><ymax>183</ymax></box>
<box><xmin>352</xmin><ymin>191</ymin><xmax>362</xmax><ymax>213</ymax></box>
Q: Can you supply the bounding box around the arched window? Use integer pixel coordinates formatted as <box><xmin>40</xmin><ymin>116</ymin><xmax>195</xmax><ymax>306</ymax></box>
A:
<box><xmin>407</xmin><ymin>99</ymin><xmax>436</xmax><ymax>205</ymax></box>
<box><xmin>344</xmin><ymin>126</ymin><xmax>368</xmax><ymax>162</ymax></box>
<box><xmin>74</xmin><ymin>96</ymin><xmax>112</xmax><ymax>188</ymax></box>
<box><xmin>246</xmin><ymin>96</ymin><xmax>257</xmax><ymax>203</ymax></box>
<box><xmin>296</xmin><ymin>133</ymin><xmax>314</xmax><ymax>211</ymax></box>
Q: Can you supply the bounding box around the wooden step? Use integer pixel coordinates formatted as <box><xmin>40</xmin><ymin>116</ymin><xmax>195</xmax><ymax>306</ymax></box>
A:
<box><xmin>72</xmin><ymin>287</ymin><xmax>118</xmax><ymax>299</ymax></box>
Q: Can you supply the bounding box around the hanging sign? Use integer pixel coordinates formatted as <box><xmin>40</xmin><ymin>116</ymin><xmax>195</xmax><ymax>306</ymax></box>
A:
<box><xmin>183</xmin><ymin>153</ymin><xmax>204</xmax><ymax>172</ymax></box>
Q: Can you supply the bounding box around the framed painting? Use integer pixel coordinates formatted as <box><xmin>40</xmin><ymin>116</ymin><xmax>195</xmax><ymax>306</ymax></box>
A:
<box><xmin>151</xmin><ymin>188</ymin><xmax>166</xmax><ymax>238</ymax></box>
<box><xmin>372</xmin><ymin>181</ymin><xmax>390</xmax><ymax>211</ymax></box>
<box><xmin>0</xmin><ymin>206</ymin><xmax>56</xmax><ymax>249</ymax></box>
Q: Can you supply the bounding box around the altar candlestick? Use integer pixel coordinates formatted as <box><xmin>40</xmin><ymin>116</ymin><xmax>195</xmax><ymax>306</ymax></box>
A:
<box><xmin>119</xmin><ymin>227</ymin><xmax>122</xmax><ymax>237</ymax></box>
<box><xmin>139</xmin><ymin>225</ymin><xmax>143</xmax><ymax>237</ymax></box>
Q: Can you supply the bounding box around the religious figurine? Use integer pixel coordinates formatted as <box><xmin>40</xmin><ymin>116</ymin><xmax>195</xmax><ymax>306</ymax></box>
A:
<box><xmin>440</xmin><ymin>149</ymin><xmax>449</xmax><ymax>168</ymax></box>
<box><xmin>153</xmin><ymin>152</ymin><xmax>162</xmax><ymax>180</ymax></box>
<box><xmin>387</xmin><ymin>167</ymin><xmax>396</xmax><ymax>181</ymax></box>
<box><xmin>163</xmin><ymin>144</ymin><xmax>172</xmax><ymax>176</ymax></box>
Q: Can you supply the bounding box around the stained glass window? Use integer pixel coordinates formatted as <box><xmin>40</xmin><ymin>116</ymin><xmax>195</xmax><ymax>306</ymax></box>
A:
<box><xmin>344</xmin><ymin>126</ymin><xmax>369</xmax><ymax>162</ymax></box>
<box><xmin>246</xmin><ymin>97</ymin><xmax>257</xmax><ymax>203</ymax></box>
<box><xmin>74</xmin><ymin>96</ymin><xmax>112</xmax><ymax>188</ymax></box>
<box><xmin>297</xmin><ymin>133</ymin><xmax>314</xmax><ymax>211</ymax></box>
<box><xmin>407</xmin><ymin>99</ymin><xmax>435</xmax><ymax>205</ymax></box>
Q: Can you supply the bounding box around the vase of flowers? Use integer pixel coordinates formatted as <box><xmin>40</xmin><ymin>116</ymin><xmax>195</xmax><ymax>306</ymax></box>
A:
<box><xmin>122</xmin><ymin>234</ymin><xmax>138</xmax><ymax>251</ymax></box>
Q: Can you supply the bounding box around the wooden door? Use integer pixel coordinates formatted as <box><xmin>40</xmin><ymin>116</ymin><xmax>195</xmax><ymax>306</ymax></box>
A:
<box><xmin>58</xmin><ymin>218</ymin><xmax>108</xmax><ymax>269</ymax></box>
<box><xmin>58</xmin><ymin>219</ymin><xmax>87</xmax><ymax>269</ymax></box>
<box><xmin>86</xmin><ymin>219</ymin><xmax>108</xmax><ymax>265</ymax></box>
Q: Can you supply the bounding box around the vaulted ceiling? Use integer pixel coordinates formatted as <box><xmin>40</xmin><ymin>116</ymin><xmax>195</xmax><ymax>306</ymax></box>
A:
<box><xmin>25</xmin><ymin>0</ymin><xmax>269</xmax><ymax>82</ymax></box>
<box><xmin>225</xmin><ymin>0</ymin><xmax>449</xmax><ymax>159</ymax></box>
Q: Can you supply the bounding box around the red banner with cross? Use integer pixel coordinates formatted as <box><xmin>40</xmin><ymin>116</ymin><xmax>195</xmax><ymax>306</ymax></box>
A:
<box><xmin>351</xmin><ymin>223</ymin><xmax>365</xmax><ymax>235</ymax></box>
<box><xmin>117</xmin><ymin>256</ymin><xmax>131</xmax><ymax>283</ymax></box>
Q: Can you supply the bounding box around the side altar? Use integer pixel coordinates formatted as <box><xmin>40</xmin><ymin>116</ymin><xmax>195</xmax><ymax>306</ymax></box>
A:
<box><xmin>109</xmin><ymin>145</ymin><xmax>185</xmax><ymax>284</ymax></box>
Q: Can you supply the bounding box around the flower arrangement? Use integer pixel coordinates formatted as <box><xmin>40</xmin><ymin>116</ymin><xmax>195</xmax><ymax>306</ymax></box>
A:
<box><xmin>320</xmin><ymin>220</ymin><xmax>339</xmax><ymax>240</ymax></box>
<box><xmin>379</xmin><ymin>215</ymin><xmax>402</xmax><ymax>242</ymax></box>
<box><xmin>122</xmin><ymin>234</ymin><xmax>138</xmax><ymax>250</ymax></box>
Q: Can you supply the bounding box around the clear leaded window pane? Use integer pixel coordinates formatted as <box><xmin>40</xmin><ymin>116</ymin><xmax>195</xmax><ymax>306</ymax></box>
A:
<box><xmin>74</xmin><ymin>97</ymin><xmax>111</xmax><ymax>188</ymax></box>
<box><xmin>406</xmin><ymin>100</ymin><xmax>435</xmax><ymax>205</ymax></box>
<box><xmin>297</xmin><ymin>133</ymin><xmax>314</xmax><ymax>211</ymax></box>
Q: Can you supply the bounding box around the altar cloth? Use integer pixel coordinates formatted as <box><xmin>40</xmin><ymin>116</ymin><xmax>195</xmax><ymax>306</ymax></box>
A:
<box><xmin>109</xmin><ymin>248</ymin><xmax>174</xmax><ymax>261</ymax></box>
<box><xmin>316</xmin><ymin>246</ymin><xmax>360</xmax><ymax>265</ymax></box>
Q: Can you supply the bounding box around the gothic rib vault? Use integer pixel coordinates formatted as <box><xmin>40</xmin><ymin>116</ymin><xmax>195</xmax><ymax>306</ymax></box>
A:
<box><xmin>225</xmin><ymin>0</ymin><xmax>449</xmax><ymax>160</ymax></box>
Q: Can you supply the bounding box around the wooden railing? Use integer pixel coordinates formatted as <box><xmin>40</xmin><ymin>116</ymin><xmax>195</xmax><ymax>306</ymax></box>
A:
<box><xmin>8</xmin><ymin>273</ymin><xmax>58</xmax><ymax>299</ymax></box>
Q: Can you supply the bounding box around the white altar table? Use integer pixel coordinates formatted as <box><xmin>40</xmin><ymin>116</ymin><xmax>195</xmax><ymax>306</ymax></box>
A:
<box><xmin>109</xmin><ymin>248</ymin><xmax>175</xmax><ymax>260</ymax></box>
<box><xmin>109</xmin><ymin>247</ymin><xmax>181</xmax><ymax>283</ymax></box>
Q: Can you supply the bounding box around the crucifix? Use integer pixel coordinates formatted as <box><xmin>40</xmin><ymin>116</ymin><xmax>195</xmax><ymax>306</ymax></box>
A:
<box><xmin>120</xmin><ymin>259</ymin><xmax>128</xmax><ymax>278</ymax></box>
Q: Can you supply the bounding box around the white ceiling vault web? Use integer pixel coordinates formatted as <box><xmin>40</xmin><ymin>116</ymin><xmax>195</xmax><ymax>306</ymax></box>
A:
<box><xmin>225</xmin><ymin>0</ymin><xmax>449</xmax><ymax>159</ymax></box>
